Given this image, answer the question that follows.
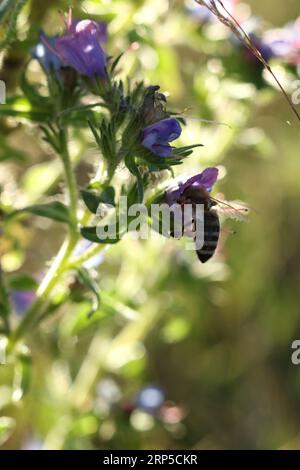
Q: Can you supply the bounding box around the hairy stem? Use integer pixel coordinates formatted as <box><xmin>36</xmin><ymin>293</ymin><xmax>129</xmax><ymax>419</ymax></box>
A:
<box><xmin>10</xmin><ymin>127</ymin><xmax>79</xmax><ymax>346</ymax></box>
<box><xmin>67</xmin><ymin>244</ymin><xmax>107</xmax><ymax>270</ymax></box>
<box><xmin>10</xmin><ymin>140</ymin><xmax>113</xmax><ymax>346</ymax></box>
<box><xmin>60</xmin><ymin>127</ymin><xmax>78</xmax><ymax>231</ymax></box>
<box><xmin>11</xmin><ymin>236</ymin><xmax>77</xmax><ymax>345</ymax></box>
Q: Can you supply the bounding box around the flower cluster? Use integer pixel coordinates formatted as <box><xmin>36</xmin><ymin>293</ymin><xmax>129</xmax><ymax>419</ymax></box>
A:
<box><xmin>27</xmin><ymin>9</ymin><xmax>224</xmax><ymax>268</ymax></box>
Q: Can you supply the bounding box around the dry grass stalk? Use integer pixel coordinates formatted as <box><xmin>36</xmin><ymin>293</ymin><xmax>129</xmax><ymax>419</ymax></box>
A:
<box><xmin>195</xmin><ymin>0</ymin><xmax>300</xmax><ymax>123</ymax></box>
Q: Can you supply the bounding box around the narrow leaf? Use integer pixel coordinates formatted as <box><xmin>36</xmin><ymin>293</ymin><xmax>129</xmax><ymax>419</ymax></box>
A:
<box><xmin>81</xmin><ymin>226</ymin><xmax>121</xmax><ymax>244</ymax></box>
<box><xmin>81</xmin><ymin>187</ymin><xmax>116</xmax><ymax>214</ymax></box>
<box><xmin>7</xmin><ymin>202</ymin><xmax>70</xmax><ymax>224</ymax></box>
<box><xmin>0</xmin><ymin>97</ymin><xmax>51</xmax><ymax>121</ymax></box>
<box><xmin>77</xmin><ymin>268</ymin><xmax>101</xmax><ymax>317</ymax></box>
<box><xmin>125</xmin><ymin>155</ymin><xmax>144</xmax><ymax>203</ymax></box>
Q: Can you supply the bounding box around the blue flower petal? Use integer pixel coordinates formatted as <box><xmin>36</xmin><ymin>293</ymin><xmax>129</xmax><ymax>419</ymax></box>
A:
<box><xmin>141</xmin><ymin>118</ymin><xmax>182</xmax><ymax>157</ymax></box>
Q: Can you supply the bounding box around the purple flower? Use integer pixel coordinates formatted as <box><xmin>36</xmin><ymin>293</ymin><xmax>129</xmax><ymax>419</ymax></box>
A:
<box><xmin>243</xmin><ymin>34</ymin><xmax>275</xmax><ymax>64</ymax></box>
<box><xmin>166</xmin><ymin>167</ymin><xmax>219</xmax><ymax>205</ymax></box>
<box><xmin>31</xmin><ymin>34</ymin><xmax>64</xmax><ymax>73</ymax></box>
<box><xmin>187</xmin><ymin>0</ymin><xmax>240</xmax><ymax>24</ymax></box>
<box><xmin>55</xmin><ymin>20</ymin><xmax>107</xmax><ymax>78</ymax></box>
<box><xmin>263</xmin><ymin>19</ymin><xmax>300</xmax><ymax>65</ymax></box>
<box><xmin>135</xmin><ymin>385</ymin><xmax>165</xmax><ymax>414</ymax></box>
<box><xmin>11</xmin><ymin>290</ymin><xmax>36</xmax><ymax>316</ymax></box>
<box><xmin>70</xmin><ymin>19</ymin><xmax>108</xmax><ymax>43</ymax></box>
<box><xmin>141</xmin><ymin>118</ymin><xmax>182</xmax><ymax>157</ymax></box>
<box><xmin>44</xmin><ymin>12</ymin><xmax>107</xmax><ymax>79</ymax></box>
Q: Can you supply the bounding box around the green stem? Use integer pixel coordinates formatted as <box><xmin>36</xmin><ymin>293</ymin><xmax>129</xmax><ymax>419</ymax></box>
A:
<box><xmin>67</xmin><ymin>244</ymin><xmax>107</xmax><ymax>270</ymax></box>
<box><xmin>10</xmin><ymin>142</ymin><xmax>114</xmax><ymax>346</ymax></box>
<box><xmin>10</xmin><ymin>127</ymin><xmax>79</xmax><ymax>347</ymax></box>
<box><xmin>11</xmin><ymin>234</ymin><xmax>77</xmax><ymax>346</ymax></box>
<box><xmin>60</xmin><ymin>127</ymin><xmax>78</xmax><ymax>231</ymax></box>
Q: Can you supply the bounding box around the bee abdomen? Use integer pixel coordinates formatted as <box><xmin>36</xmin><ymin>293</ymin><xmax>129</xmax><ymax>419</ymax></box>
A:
<box><xmin>196</xmin><ymin>211</ymin><xmax>220</xmax><ymax>263</ymax></box>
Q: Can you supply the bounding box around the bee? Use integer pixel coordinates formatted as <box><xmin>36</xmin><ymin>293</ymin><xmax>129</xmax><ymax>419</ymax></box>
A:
<box><xmin>140</xmin><ymin>85</ymin><xmax>168</xmax><ymax>126</ymax></box>
<box><xmin>178</xmin><ymin>186</ymin><xmax>248</xmax><ymax>263</ymax></box>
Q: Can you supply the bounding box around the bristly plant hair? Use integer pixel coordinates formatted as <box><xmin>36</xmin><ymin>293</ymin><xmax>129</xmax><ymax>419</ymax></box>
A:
<box><xmin>194</xmin><ymin>0</ymin><xmax>300</xmax><ymax>124</ymax></box>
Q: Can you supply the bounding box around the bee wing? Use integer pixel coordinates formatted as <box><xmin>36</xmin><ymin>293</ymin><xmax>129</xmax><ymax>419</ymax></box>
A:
<box><xmin>214</xmin><ymin>199</ymin><xmax>250</xmax><ymax>222</ymax></box>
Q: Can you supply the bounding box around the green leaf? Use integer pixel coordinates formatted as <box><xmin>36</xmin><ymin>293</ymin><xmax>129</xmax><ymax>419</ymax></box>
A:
<box><xmin>7</xmin><ymin>202</ymin><xmax>70</xmax><ymax>224</ymax></box>
<box><xmin>110</xmin><ymin>52</ymin><xmax>125</xmax><ymax>75</ymax></box>
<box><xmin>81</xmin><ymin>226</ymin><xmax>121</xmax><ymax>244</ymax></box>
<box><xmin>171</xmin><ymin>144</ymin><xmax>204</xmax><ymax>156</ymax></box>
<box><xmin>69</xmin><ymin>292</ymin><xmax>139</xmax><ymax>335</ymax></box>
<box><xmin>125</xmin><ymin>155</ymin><xmax>144</xmax><ymax>203</ymax></box>
<box><xmin>81</xmin><ymin>186</ymin><xmax>116</xmax><ymax>214</ymax></box>
<box><xmin>87</xmin><ymin>119</ymin><xmax>102</xmax><ymax>148</ymax></box>
<box><xmin>81</xmin><ymin>189</ymin><xmax>101</xmax><ymax>214</ymax></box>
<box><xmin>0</xmin><ymin>97</ymin><xmax>51</xmax><ymax>121</ymax></box>
<box><xmin>99</xmin><ymin>186</ymin><xmax>116</xmax><ymax>206</ymax></box>
<box><xmin>8</xmin><ymin>274</ymin><xmax>38</xmax><ymax>291</ymax></box>
<box><xmin>58</xmin><ymin>102</ymin><xmax>107</xmax><ymax>120</ymax></box>
<box><xmin>0</xmin><ymin>0</ymin><xmax>28</xmax><ymax>47</ymax></box>
<box><xmin>77</xmin><ymin>268</ymin><xmax>101</xmax><ymax>317</ymax></box>
<box><xmin>66</xmin><ymin>302</ymin><xmax>107</xmax><ymax>336</ymax></box>
<box><xmin>0</xmin><ymin>417</ymin><xmax>15</xmax><ymax>446</ymax></box>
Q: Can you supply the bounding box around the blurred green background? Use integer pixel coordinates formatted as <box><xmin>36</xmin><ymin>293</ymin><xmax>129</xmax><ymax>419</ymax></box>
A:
<box><xmin>1</xmin><ymin>0</ymin><xmax>300</xmax><ymax>450</ymax></box>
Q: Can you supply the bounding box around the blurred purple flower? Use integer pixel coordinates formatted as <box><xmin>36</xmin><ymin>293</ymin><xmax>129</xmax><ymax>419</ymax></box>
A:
<box><xmin>141</xmin><ymin>118</ymin><xmax>182</xmax><ymax>157</ymax></box>
<box><xmin>263</xmin><ymin>19</ymin><xmax>300</xmax><ymax>65</ymax></box>
<box><xmin>166</xmin><ymin>167</ymin><xmax>219</xmax><ymax>205</ymax></box>
<box><xmin>135</xmin><ymin>385</ymin><xmax>165</xmax><ymax>414</ymax></box>
<box><xmin>243</xmin><ymin>34</ymin><xmax>275</xmax><ymax>64</ymax></box>
<box><xmin>11</xmin><ymin>291</ymin><xmax>36</xmax><ymax>316</ymax></box>
<box><xmin>187</xmin><ymin>0</ymin><xmax>239</xmax><ymax>24</ymax></box>
<box><xmin>31</xmin><ymin>34</ymin><xmax>63</xmax><ymax>74</ymax></box>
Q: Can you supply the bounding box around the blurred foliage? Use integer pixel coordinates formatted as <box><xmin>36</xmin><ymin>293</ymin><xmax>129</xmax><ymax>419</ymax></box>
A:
<box><xmin>1</xmin><ymin>0</ymin><xmax>300</xmax><ymax>451</ymax></box>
